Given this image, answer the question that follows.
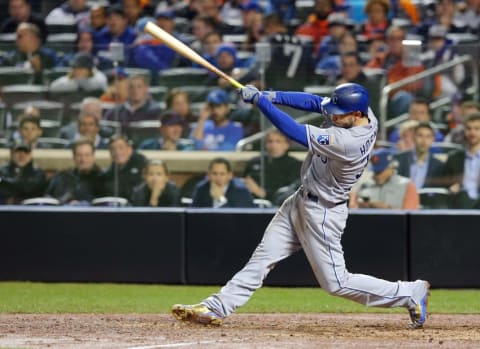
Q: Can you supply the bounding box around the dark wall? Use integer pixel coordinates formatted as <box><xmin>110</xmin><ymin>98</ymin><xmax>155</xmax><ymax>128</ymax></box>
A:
<box><xmin>409</xmin><ymin>212</ymin><xmax>480</xmax><ymax>288</ymax></box>
<box><xmin>0</xmin><ymin>209</ymin><xmax>185</xmax><ymax>283</ymax></box>
<box><xmin>1</xmin><ymin>208</ymin><xmax>479</xmax><ymax>288</ymax></box>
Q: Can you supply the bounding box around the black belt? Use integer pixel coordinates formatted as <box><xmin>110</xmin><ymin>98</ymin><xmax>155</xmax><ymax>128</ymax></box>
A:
<box><xmin>305</xmin><ymin>191</ymin><xmax>347</xmax><ymax>206</ymax></box>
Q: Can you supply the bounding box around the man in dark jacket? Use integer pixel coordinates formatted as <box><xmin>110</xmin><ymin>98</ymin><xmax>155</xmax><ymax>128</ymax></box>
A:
<box><xmin>192</xmin><ymin>157</ymin><xmax>255</xmax><ymax>208</ymax></box>
<box><xmin>102</xmin><ymin>134</ymin><xmax>147</xmax><ymax>200</ymax></box>
<box><xmin>442</xmin><ymin>112</ymin><xmax>480</xmax><ymax>209</ymax></box>
<box><xmin>45</xmin><ymin>138</ymin><xmax>104</xmax><ymax>205</ymax></box>
<box><xmin>0</xmin><ymin>142</ymin><xmax>47</xmax><ymax>204</ymax></box>
<box><xmin>394</xmin><ymin>122</ymin><xmax>445</xmax><ymax>189</ymax></box>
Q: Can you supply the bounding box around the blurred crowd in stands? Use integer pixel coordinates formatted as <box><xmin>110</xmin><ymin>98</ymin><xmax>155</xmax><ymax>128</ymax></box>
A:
<box><xmin>0</xmin><ymin>0</ymin><xmax>479</xmax><ymax>209</ymax></box>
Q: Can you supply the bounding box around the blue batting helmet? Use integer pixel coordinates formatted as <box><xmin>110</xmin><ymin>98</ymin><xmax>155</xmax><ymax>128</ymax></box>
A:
<box><xmin>321</xmin><ymin>83</ymin><xmax>369</xmax><ymax>116</ymax></box>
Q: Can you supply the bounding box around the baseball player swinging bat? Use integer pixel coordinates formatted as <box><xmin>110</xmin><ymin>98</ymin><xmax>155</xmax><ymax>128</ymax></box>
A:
<box><xmin>144</xmin><ymin>22</ymin><xmax>244</xmax><ymax>89</ymax></box>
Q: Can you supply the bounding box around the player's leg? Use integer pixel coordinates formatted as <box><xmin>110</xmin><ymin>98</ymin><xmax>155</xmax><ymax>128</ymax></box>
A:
<box><xmin>297</xmin><ymin>200</ymin><xmax>429</xmax><ymax>328</ymax></box>
<box><xmin>172</xmin><ymin>194</ymin><xmax>302</xmax><ymax>324</ymax></box>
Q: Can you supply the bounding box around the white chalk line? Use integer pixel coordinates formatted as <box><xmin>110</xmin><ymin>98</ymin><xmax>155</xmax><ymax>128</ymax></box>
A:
<box><xmin>124</xmin><ymin>339</ymin><xmax>225</xmax><ymax>349</ymax></box>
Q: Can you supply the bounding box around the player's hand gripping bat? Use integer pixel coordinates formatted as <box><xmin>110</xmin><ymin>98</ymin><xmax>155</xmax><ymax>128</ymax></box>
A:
<box><xmin>144</xmin><ymin>21</ymin><xmax>245</xmax><ymax>89</ymax></box>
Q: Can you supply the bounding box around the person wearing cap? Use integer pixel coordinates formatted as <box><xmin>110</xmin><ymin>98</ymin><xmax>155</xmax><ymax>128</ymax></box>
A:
<box><xmin>50</xmin><ymin>52</ymin><xmax>108</xmax><ymax>92</ymax></box>
<box><xmin>45</xmin><ymin>0</ymin><xmax>90</xmax><ymax>26</ymax></box>
<box><xmin>423</xmin><ymin>24</ymin><xmax>465</xmax><ymax>100</ymax></box>
<box><xmin>93</xmin><ymin>4</ymin><xmax>136</xmax><ymax>56</ymax></box>
<box><xmin>191</xmin><ymin>89</ymin><xmax>244</xmax><ymax>151</ymax></box>
<box><xmin>138</xmin><ymin>110</ymin><xmax>194</xmax><ymax>150</ymax></box>
<box><xmin>0</xmin><ymin>142</ymin><xmax>47</xmax><ymax>204</ymax></box>
<box><xmin>130</xmin><ymin>8</ymin><xmax>182</xmax><ymax>83</ymax></box>
<box><xmin>45</xmin><ymin>138</ymin><xmax>104</xmax><ymax>205</ymax></box>
<box><xmin>239</xmin><ymin>2</ymin><xmax>264</xmax><ymax>52</ymax></box>
<box><xmin>99</xmin><ymin>66</ymin><xmax>130</xmax><ymax>103</ymax></box>
<box><xmin>351</xmin><ymin>148</ymin><xmax>420</xmax><ymax>209</ymax></box>
<box><xmin>315</xmin><ymin>12</ymin><xmax>354</xmax><ymax>76</ymax></box>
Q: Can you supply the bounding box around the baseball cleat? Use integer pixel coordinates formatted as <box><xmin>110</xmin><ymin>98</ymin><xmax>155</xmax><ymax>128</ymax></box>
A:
<box><xmin>172</xmin><ymin>303</ymin><xmax>223</xmax><ymax>326</ymax></box>
<box><xmin>408</xmin><ymin>281</ymin><xmax>430</xmax><ymax>329</ymax></box>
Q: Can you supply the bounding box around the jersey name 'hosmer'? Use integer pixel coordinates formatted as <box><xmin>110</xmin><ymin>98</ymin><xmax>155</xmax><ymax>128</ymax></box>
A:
<box><xmin>303</xmin><ymin>108</ymin><xmax>378</xmax><ymax>205</ymax></box>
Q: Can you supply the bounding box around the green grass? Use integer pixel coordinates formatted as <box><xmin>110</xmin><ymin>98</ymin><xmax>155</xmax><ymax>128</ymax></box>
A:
<box><xmin>0</xmin><ymin>282</ymin><xmax>479</xmax><ymax>314</ymax></box>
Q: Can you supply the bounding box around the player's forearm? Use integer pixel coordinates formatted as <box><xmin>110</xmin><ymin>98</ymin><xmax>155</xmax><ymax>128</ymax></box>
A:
<box><xmin>257</xmin><ymin>97</ymin><xmax>308</xmax><ymax>147</ymax></box>
<box><xmin>272</xmin><ymin>92</ymin><xmax>323</xmax><ymax>113</ymax></box>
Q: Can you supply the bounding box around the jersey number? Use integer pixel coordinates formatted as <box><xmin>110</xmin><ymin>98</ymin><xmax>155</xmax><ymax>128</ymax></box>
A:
<box><xmin>283</xmin><ymin>44</ymin><xmax>302</xmax><ymax>78</ymax></box>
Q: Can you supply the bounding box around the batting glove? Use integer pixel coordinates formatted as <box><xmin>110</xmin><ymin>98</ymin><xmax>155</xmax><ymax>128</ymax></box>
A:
<box><xmin>238</xmin><ymin>85</ymin><xmax>261</xmax><ymax>104</ymax></box>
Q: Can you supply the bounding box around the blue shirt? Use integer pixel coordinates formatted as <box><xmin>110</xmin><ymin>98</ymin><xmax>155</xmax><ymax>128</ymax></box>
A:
<box><xmin>462</xmin><ymin>149</ymin><xmax>480</xmax><ymax>200</ymax></box>
<box><xmin>409</xmin><ymin>152</ymin><xmax>429</xmax><ymax>189</ymax></box>
<box><xmin>191</xmin><ymin>120</ymin><xmax>244</xmax><ymax>151</ymax></box>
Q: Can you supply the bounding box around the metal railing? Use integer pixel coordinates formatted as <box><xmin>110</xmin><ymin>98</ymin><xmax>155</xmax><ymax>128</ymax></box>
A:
<box><xmin>235</xmin><ymin>112</ymin><xmax>322</xmax><ymax>151</ymax></box>
<box><xmin>379</xmin><ymin>54</ymin><xmax>478</xmax><ymax>140</ymax></box>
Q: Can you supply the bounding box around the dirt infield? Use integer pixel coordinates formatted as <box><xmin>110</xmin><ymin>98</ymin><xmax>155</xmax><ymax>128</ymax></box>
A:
<box><xmin>1</xmin><ymin>313</ymin><xmax>479</xmax><ymax>349</ymax></box>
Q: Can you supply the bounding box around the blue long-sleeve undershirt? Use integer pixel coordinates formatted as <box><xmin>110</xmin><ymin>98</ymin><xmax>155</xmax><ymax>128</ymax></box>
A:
<box><xmin>272</xmin><ymin>91</ymin><xmax>324</xmax><ymax>113</ymax></box>
<box><xmin>256</xmin><ymin>96</ymin><xmax>308</xmax><ymax>147</ymax></box>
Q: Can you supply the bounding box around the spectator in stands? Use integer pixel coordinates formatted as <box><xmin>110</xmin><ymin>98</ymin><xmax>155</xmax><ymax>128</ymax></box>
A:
<box><xmin>295</xmin><ymin>0</ymin><xmax>334</xmax><ymax>50</ymax></box>
<box><xmin>191</xmin><ymin>157</ymin><xmax>255</xmax><ymax>208</ymax></box>
<box><xmin>388</xmin><ymin>98</ymin><xmax>445</xmax><ymax>143</ymax></box>
<box><xmin>366</xmin><ymin>26</ymin><xmax>425</xmax><ymax>118</ymax></box>
<box><xmin>213</xmin><ymin>44</ymin><xmax>241</xmax><ymax>87</ymax></box>
<box><xmin>0</xmin><ymin>22</ymin><xmax>57</xmax><ymax>84</ymax></box>
<box><xmin>442</xmin><ymin>112</ymin><xmax>480</xmax><ymax>209</ymax></box>
<box><xmin>423</xmin><ymin>25</ymin><xmax>465</xmax><ymax>100</ymax></box>
<box><xmin>196</xmin><ymin>0</ymin><xmax>230</xmax><ymax>34</ymax></box>
<box><xmin>99</xmin><ymin>66</ymin><xmax>129</xmax><ymax>104</ymax></box>
<box><xmin>242</xmin><ymin>129</ymin><xmax>302</xmax><ymax>203</ymax></box>
<box><xmin>49</xmin><ymin>52</ymin><xmax>108</xmax><ymax>93</ymax></box>
<box><xmin>45</xmin><ymin>138</ymin><xmax>104</xmax><ymax>205</ymax></box>
<box><xmin>123</xmin><ymin>0</ymin><xmax>145</xmax><ymax>26</ymax></box>
<box><xmin>394</xmin><ymin>122</ymin><xmax>446</xmax><ymax>189</ymax></box>
<box><xmin>93</xmin><ymin>4</ymin><xmax>136</xmax><ymax>59</ymax></box>
<box><xmin>445</xmin><ymin>100</ymin><xmax>480</xmax><ymax>145</ymax></box>
<box><xmin>45</xmin><ymin>0</ymin><xmax>90</xmax><ymax>27</ymax></box>
<box><xmin>190</xmin><ymin>15</ymin><xmax>216</xmax><ymax>54</ymax></box>
<box><xmin>454</xmin><ymin>0</ymin><xmax>480</xmax><ymax>34</ymax></box>
<box><xmin>0</xmin><ymin>142</ymin><xmax>47</xmax><ymax>204</ymax></box>
<box><xmin>102</xmin><ymin>134</ymin><xmax>148</xmax><ymax>200</ymax></box>
<box><xmin>165</xmin><ymin>88</ymin><xmax>198</xmax><ymax>137</ymax></box>
<box><xmin>130</xmin><ymin>159</ymin><xmax>181</xmax><ymax>207</ymax></box>
<box><xmin>416</xmin><ymin>0</ymin><xmax>469</xmax><ymax>39</ymax></box>
<box><xmin>129</xmin><ymin>9</ymin><xmax>180</xmax><ymax>82</ymax></box>
<box><xmin>59</xmin><ymin>27</ymin><xmax>95</xmax><ymax>67</ymax></box>
<box><xmin>358</xmin><ymin>0</ymin><xmax>390</xmax><ymax>41</ymax></box>
<box><xmin>395</xmin><ymin>119</ymin><xmax>419</xmax><ymax>152</ymax></box>
<box><xmin>349</xmin><ymin>148</ymin><xmax>420</xmax><ymax>209</ymax></box>
<box><xmin>239</xmin><ymin>2</ymin><xmax>264</xmax><ymax>51</ymax></box>
<box><xmin>220</xmin><ymin>0</ymin><xmax>243</xmax><ymax>25</ymax></box>
<box><xmin>262</xmin><ymin>13</ymin><xmax>315</xmax><ymax>91</ymax></box>
<box><xmin>191</xmin><ymin>89</ymin><xmax>244</xmax><ymax>151</ymax></box>
<box><xmin>68</xmin><ymin>113</ymin><xmax>109</xmax><ymax>149</ymax></box>
<box><xmin>138</xmin><ymin>110</ymin><xmax>194</xmax><ymax>150</ymax></box>
<box><xmin>59</xmin><ymin>97</ymin><xmax>103</xmax><ymax>141</ymax></box>
<box><xmin>196</xmin><ymin>30</ymin><xmax>223</xmax><ymax>68</ymax></box>
<box><xmin>16</xmin><ymin>115</ymin><xmax>42</xmax><ymax>149</ymax></box>
<box><xmin>89</xmin><ymin>4</ymin><xmax>107</xmax><ymax>35</ymax></box>
<box><xmin>103</xmin><ymin>74</ymin><xmax>162</xmax><ymax>136</ymax></box>
<box><xmin>0</xmin><ymin>0</ymin><xmax>47</xmax><ymax>42</ymax></box>
<box><xmin>315</xmin><ymin>12</ymin><xmax>354</xmax><ymax>77</ymax></box>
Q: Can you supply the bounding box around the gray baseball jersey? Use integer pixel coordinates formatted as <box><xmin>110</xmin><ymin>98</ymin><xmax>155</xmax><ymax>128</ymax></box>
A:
<box><xmin>203</xmin><ymin>108</ymin><xmax>428</xmax><ymax>319</ymax></box>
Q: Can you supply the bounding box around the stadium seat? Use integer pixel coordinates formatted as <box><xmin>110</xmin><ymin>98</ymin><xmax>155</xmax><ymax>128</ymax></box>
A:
<box><xmin>47</xmin><ymin>24</ymin><xmax>78</xmax><ymax>34</ymax></box>
<box><xmin>0</xmin><ymin>101</ymin><xmax>6</xmax><ymax>133</ymax></box>
<box><xmin>92</xmin><ymin>197</ymin><xmax>130</xmax><ymax>207</ymax></box>
<box><xmin>124</xmin><ymin>68</ymin><xmax>152</xmax><ymax>84</ymax></box>
<box><xmin>181</xmin><ymin>85</ymin><xmax>216</xmax><ymax>103</ymax></box>
<box><xmin>158</xmin><ymin>67</ymin><xmax>213</xmax><ymax>88</ymax></box>
<box><xmin>21</xmin><ymin>197</ymin><xmax>61</xmax><ymax>206</ymax></box>
<box><xmin>0</xmin><ymin>67</ymin><xmax>34</xmax><ymax>85</ymax></box>
<box><xmin>418</xmin><ymin>187</ymin><xmax>450</xmax><ymax>209</ymax></box>
<box><xmin>0</xmin><ymin>137</ymin><xmax>9</xmax><ymax>148</ymax></box>
<box><xmin>43</xmin><ymin>67</ymin><xmax>71</xmax><ymax>84</ymax></box>
<box><xmin>128</xmin><ymin>120</ymin><xmax>161</xmax><ymax>146</ymax></box>
<box><xmin>253</xmin><ymin>199</ymin><xmax>273</xmax><ymax>208</ymax></box>
<box><xmin>11</xmin><ymin>100</ymin><xmax>64</xmax><ymax>124</ymax></box>
<box><xmin>37</xmin><ymin>137</ymin><xmax>70</xmax><ymax>148</ymax></box>
<box><xmin>149</xmin><ymin>86</ymin><xmax>168</xmax><ymax>102</ymax></box>
<box><xmin>1</xmin><ymin>84</ymin><xmax>49</xmax><ymax>106</ymax></box>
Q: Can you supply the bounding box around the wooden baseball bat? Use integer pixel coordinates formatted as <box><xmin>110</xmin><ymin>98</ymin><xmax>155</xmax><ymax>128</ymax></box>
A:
<box><xmin>144</xmin><ymin>21</ymin><xmax>244</xmax><ymax>89</ymax></box>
